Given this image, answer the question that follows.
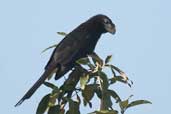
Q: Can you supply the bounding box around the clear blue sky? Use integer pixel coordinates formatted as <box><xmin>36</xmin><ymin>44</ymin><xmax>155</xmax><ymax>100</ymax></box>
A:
<box><xmin>0</xmin><ymin>0</ymin><xmax>170</xmax><ymax>114</ymax></box>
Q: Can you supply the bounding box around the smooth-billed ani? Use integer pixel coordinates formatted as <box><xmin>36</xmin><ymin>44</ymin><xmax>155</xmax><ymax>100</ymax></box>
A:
<box><xmin>15</xmin><ymin>14</ymin><xmax>116</xmax><ymax>106</ymax></box>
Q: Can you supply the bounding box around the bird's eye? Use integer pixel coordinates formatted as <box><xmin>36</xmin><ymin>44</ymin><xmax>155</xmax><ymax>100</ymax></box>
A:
<box><xmin>104</xmin><ymin>19</ymin><xmax>110</xmax><ymax>24</ymax></box>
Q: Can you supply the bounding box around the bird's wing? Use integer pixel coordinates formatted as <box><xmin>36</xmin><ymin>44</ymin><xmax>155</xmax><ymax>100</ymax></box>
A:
<box><xmin>15</xmin><ymin>34</ymin><xmax>82</xmax><ymax>106</ymax></box>
<box><xmin>45</xmin><ymin>33</ymin><xmax>86</xmax><ymax>80</ymax></box>
<box><xmin>45</xmin><ymin>33</ymin><xmax>83</xmax><ymax>70</ymax></box>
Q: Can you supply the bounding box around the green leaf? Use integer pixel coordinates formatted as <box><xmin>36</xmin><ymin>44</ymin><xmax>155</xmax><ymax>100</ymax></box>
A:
<box><xmin>76</xmin><ymin>57</ymin><xmax>90</xmax><ymax>65</ymax></box>
<box><xmin>89</xmin><ymin>53</ymin><xmax>103</xmax><ymax>67</ymax></box>
<box><xmin>94</xmin><ymin>86</ymin><xmax>102</xmax><ymax>99</ymax></box>
<box><xmin>113</xmin><ymin>76</ymin><xmax>132</xmax><ymax>87</ymax></box>
<box><xmin>51</xmin><ymin>87</ymin><xmax>60</xmax><ymax>96</ymax></box>
<box><xmin>110</xmin><ymin>65</ymin><xmax>123</xmax><ymax>74</ymax></box>
<box><xmin>61</xmin><ymin>82</ymin><xmax>76</xmax><ymax>92</ymax></box>
<box><xmin>109</xmin><ymin>77</ymin><xmax>116</xmax><ymax>84</ymax></box>
<box><xmin>80</xmin><ymin>74</ymin><xmax>89</xmax><ymax>89</ymax></box>
<box><xmin>57</xmin><ymin>32</ymin><xmax>67</xmax><ymax>36</ymax></box>
<box><xmin>89</xmin><ymin>110</ymin><xmax>118</xmax><ymax>114</ymax></box>
<box><xmin>104</xmin><ymin>64</ymin><xmax>116</xmax><ymax>77</ymax></box>
<box><xmin>111</xmin><ymin>67</ymin><xmax>116</xmax><ymax>77</ymax></box>
<box><xmin>126</xmin><ymin>100</ymin><xmax>152</xmax><ymax>109</ymax></box>
<box><xmin>44</xmin><ymin>82</ymin><xmax>59</xmax><ymax>99</ymax></box>
<box><xmin>109</xmin><ymin>65</ymin><xmax>129</xmax><ymax>81</ymax></box>
<box><xmin>82</xmin><ymin>84</ymin><xmax>96</xmax><ymax>102</ymax></box>
<box><xmin>44</xmin><ymin>82</ymin><xmax>58</xmax><ymax>89</ymax></box>
<box><xmin>98</xmin><ymin>71</ymin><xmax>109</xmax><ymax>89</ymax></box>
<box><xmin>110</xmin><ymin>76</ymin><xmax>127</xmax><ymax>84</ymax></box>
<box><xmin>107</xmin><ymin>89</ymin><xmax>121</xmax><ymax>103</ymax></box>
<box><xmin>41</xmin><ymin>44</ymin><xmax>57</xmax><ymax>53</ymax></box>
<box><xmin>76</xmin><ymin>94</ymin><xmax>81</xmax><ymax>104</ymax></box>
<box><xmin>66</xmin><ymin>99</ymin><xmax>80</xmax><ymax>114</ymax></box>
<box><xmin>115</xmin><ymin>76</ymin><xmax>127</xmax><ymax>83</ymax></box>
<box><xmin>101</xmin><ymin>91</ymin><xmax>113</xmax><ymax>110</ymax></box>
<box><xmin>59</xmin><ymin>109</ymin><xmax>65</xmax><ymax>114</ymax></box>
<box><xmin>105</xmin><ymin>55</ymin><xmax>112</xmax><ymax>64</ymax></box>
<box><xmin>36</xmin><ymin>94</ymin><xmax>50</xmax><ymax>114</ymax></box>
<box><xmin>48</xmin><ymin>94</ymin><xmax>58</xmax><ymax>107</ymax></box>
<box><xmin>48</xmin><ymin>105</ymin><xmax>60</xmax><ymax>114</ymax></box>
<box><xmin>60</xmin><ymin>67</ymin><xmax>82</xmax><ymax>92</ymax></box>
<box><xmin>119</xmin><ymin>99</ymin><xmax>129</xmax><ymax>110</ymax></box>
<box><xmin>83</xmin><ymin>99</ymin><xmax>87</xmax><ymax>106</ymax></box>
<box><xmin>88</xmin><ymin>63</ymin><xmax>95</xmax><ymax>70</ymax></box>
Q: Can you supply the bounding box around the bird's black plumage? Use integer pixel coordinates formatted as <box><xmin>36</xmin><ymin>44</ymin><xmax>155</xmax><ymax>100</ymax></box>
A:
<box><xmin>15</xmin><ymin>14</ymin><xmax>116</xmax><ymax>106</ymax></box>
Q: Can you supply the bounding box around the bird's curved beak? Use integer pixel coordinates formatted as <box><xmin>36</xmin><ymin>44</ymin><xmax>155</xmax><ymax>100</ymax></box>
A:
<box><xmin>105</xmin><ymin>24</ymin><xmax>116</xmax><ymax>35</ymax></box>
<box><xmin>108</xmin><ymin>26</ymin><xmax>116</xmax><ymax>35</ymax></box>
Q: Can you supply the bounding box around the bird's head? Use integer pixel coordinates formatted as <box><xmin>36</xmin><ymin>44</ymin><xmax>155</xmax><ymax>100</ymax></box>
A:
<box><xmin>87</xmin><ymin>14</ymin><xmax>116</xmax><ymax>35</ymax></box>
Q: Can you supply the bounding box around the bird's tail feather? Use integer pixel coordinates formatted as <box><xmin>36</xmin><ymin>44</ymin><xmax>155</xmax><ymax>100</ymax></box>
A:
<box><xmin>15</xmin><ymin>68</ymin><xmax>56</xmax><ymax>107</ymax></box>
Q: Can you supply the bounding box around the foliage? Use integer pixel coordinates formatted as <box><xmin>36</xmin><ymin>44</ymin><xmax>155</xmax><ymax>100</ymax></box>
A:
<box><xmin>36</xmin><ymin>32</ymin><xmax>151</xmax><ymax>114</ymax></box>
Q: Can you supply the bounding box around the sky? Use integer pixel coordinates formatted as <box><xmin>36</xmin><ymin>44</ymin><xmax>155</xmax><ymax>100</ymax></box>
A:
<box><xmin>0</xmin><ymin>0</ymin><xmax>170</xmax><ymax>114</ymax></box>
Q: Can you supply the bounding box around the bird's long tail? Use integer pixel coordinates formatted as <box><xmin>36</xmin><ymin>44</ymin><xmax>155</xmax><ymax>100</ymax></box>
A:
<box><xmin>15</xmin><ymin>68</ymin><xmax>57</xmax><ymax>107</ymax></box>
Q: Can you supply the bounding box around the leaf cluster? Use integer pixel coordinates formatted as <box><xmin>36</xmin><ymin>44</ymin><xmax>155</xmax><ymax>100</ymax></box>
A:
<box><xmin>36</xmin><ymin>32</ymin><xmax>151</xmax><ymax>114</ymax></box>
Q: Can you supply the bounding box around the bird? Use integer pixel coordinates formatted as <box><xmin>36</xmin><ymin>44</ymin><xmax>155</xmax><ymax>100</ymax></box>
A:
<box><xmin>15</xmin><ymin>14</ymin><xmax>116</xmax><ymax>107</ymax></box>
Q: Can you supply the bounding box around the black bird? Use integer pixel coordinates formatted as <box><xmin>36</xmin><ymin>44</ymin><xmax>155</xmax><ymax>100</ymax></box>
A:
<box><xmin>15</xmin><ymin>14</ymin><xmax>116</xmax><ymax>106</ymax></box>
